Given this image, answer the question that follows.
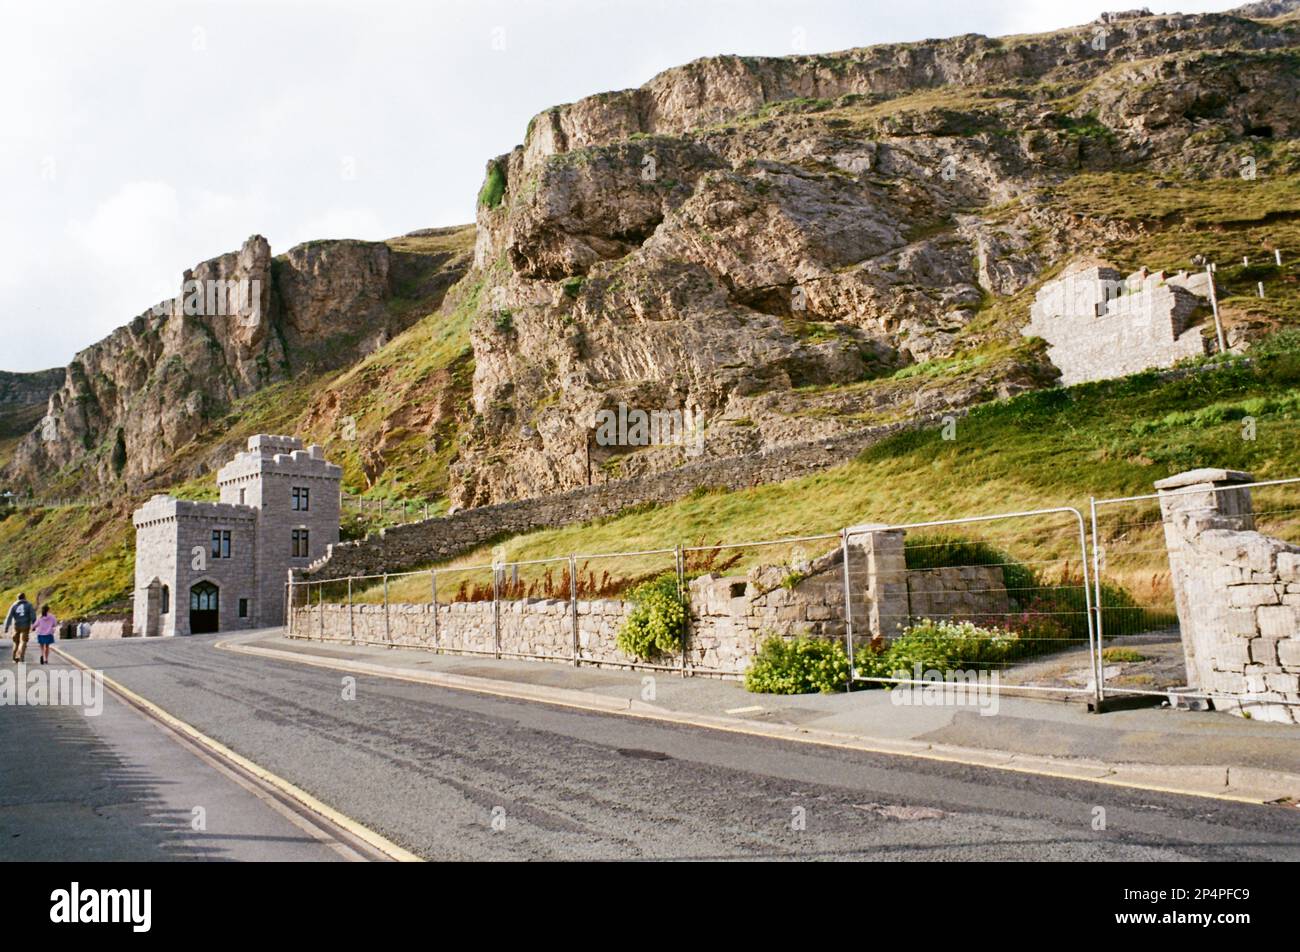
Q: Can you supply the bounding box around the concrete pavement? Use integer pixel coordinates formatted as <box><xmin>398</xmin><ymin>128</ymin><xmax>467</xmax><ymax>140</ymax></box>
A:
<box><xmin>0</xmin><ymin>650</ymin><xmax>356</xmax><ymax>861</ymax></box>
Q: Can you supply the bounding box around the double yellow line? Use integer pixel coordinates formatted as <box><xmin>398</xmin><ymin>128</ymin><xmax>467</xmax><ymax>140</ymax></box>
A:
<box><xmin>55</xmin><ymin>646</ymin><xmax>422</xmax><ymax>862</ymax></box>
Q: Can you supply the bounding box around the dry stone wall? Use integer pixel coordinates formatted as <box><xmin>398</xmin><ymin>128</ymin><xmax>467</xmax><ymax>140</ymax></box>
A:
<box><xmin>302</xmin><ymin>413</ymin><xmax>954</xmax><ymax>580</ymax></box>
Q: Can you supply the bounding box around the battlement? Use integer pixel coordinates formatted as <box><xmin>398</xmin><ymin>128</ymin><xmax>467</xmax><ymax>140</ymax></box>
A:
<box><xmin>133</xmin><ymin>494</ymin><xmax>256</xmax><ymax>529</ymax></box>
<box><xmin>219</xmin><ymin>437</ymin><xmax>341</xmax><ymax>485</ymax></box>
<box><xmin>248</xmin><ymin>434</ymin><xmax>304</xmax><ymax>456</ymax></box>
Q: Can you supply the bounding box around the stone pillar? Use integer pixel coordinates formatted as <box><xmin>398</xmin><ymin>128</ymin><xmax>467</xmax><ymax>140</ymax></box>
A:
<box><xmin>1156</xmin><ymin>468</ymin><xmax>1300</xmax><ymax>723</ymax></box>
<box><xmin>849</xmin><ymin>525</ymin><xmax>908</xmax><ymax>641</ymax></box>
<box><xmin>1155</xmin><ymin>468</ymin><xmax>1254</xmax><ymax>694</ymax></box>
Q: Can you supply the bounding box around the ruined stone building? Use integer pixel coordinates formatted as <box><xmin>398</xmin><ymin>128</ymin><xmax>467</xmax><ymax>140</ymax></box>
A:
<box><xmin>133</xmin><ymin>435</ymin><xmax>340</xmax><ymax>636</ymax></box>
<box><xmin>1022</xmin><ymin>263</ymin><xmax>1214</xmax><ymax>385</ymax></box>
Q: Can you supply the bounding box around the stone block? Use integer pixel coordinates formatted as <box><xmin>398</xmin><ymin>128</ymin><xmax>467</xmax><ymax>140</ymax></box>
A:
<box><xmin>1228</xmin><ymin>584</ymin><xmax>1279</xmax><ymax>608</ymax></box>
<box><xmin>1222</xmin><ymin>609</ymin><xmax>1258</xmax><ymax>637</ymax></box>
<box><xmin>1278</xmin><ymin>639</ymin><xmax>1300</xmax><ymax>668</ymax></box>
<box><xmin>1212</xmin><ymin>641</ymin><xmax>1251</xmax><ymax>669</ymax></box>
<box><xmin>1248</xmin><ymin>637</ymin><xmax>1280</xmax><ymax>666</ymax></box>
<box><xmin>1257</xmin><ymin>605</ymin><xmax>1297</xmax><ymax>639</ymax></box>
<box><xmin>1211</xmin><ymin>669</ymin><xmax>1247</xmax><ymax>696</ymax></box>
<box><xmin>1264</xmin><ymin>671</ymin><xmax>1300</xmax><ymax>695</ymax></box>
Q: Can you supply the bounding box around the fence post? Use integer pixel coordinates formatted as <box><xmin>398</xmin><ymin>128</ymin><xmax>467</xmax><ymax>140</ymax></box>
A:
<box><xmin>1088</xmin><ymin>498</ymin><xmax>1106</xmax><ymax>712</ymax></box>
<box><xmin>840</xmin><ymin>528</ymin><xmax>855</xmax><ymax>693</ymax></box>
<box><xmin>569</xmin><ymin>555</ymin><xmax>579</xmax><ymax>668</ymax></box>
<box><xmin>676</xmin><ymin>545</ymin><xmax>688</xmax><ymax>678</ymax></box>
<box><xmin>431</xmin><ymin>570</ymin><xmax>439</xmax><ymax>651</ymax></box>
<box><xmin>383</xmin><ymin>573</ymin><xmax>391</xmax><ymax>646</ymax></box>
<box><xmin>1207</xmin><ymin>264</ymin><xmax>1226</xmax><ymax>354</ymax></box>
<box><xmin>285</xmin><ymin>580</ymin><xmax>291</xmax><ymax>636</ymax></box>
<box><xmin>318</xmin><ymin>582</ymin><xmax>325</xmax><ymax>640</ymax></box>
<box><xmin>493</xmin><ymin>567</ymin><xmax>501</xmax><ymax>659</ymax></box>
<box><xmin>348</xmin><ymin>576</ymin><xmax>355</xmax><ymax>645</ymax></box>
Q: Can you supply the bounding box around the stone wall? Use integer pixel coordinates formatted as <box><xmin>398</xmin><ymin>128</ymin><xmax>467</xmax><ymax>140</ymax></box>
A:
<box><xmin>1022</xmin><ymin>264</ymin><xmax>1211</xmax><ymax>386</ymax></box>
<box><xmin>290</xmin><ymin>597</ymin><xmax>636</xmax><ymax>667</ymax></box>
<box><xmin>85</xmin><ymin>619</ymin><xmax>131</xmax><ymax>639</ymax></box>
<box><xmin>688</xmin><ymin>535</ymin><xmax>1010</xmax><ymax>663</ymax></box>
<box><xmin>289</xmin><ymin>530</ymin><xmax>1011</xmax><ymax>676</ymax></box>
<box><xmin>907</xmin><ymin>565</ymin><xmax>1011</xmax><ymax>623</ymax></box>
<box><xmin>301</xmin><ymin>413</ymin><xmax>955</xmax><ymax>580</ymax></box>
<box><xmin>1157</xmin><ymin>468</ymin><xmax>1300</xmax><ymax>724</ymax></box>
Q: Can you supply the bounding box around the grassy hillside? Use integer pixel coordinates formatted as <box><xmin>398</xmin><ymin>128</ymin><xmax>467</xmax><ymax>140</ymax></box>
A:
<box><xmin>0</xmin><ymin>502</ymin><xmax>136</xmax><ymax>618</ymax></box>
<box><xmin>363</xmin><ymin>333</ymin><xmax>1300</xmax><ymax>608</ymax></box>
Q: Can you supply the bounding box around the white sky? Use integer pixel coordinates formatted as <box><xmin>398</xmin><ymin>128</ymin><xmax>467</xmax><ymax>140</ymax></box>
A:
<box><xmin>0</xmin><ymin>0</ymin><xmax>1235</xmax><ymax>371</ymax></box>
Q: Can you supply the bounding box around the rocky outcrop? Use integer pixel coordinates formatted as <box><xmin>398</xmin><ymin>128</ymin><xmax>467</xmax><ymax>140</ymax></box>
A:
<box><xmin>0</xmin><ymin>369</ymin><xmax>63</xmax><ymax>469</ymax></box>
<box><xmin>5</xmin><ymin>232</ymin><xmax>470</xmax><ymax>493</ymax></box>
<box><xmin>450</xmin><ymin>9</ymin><xmax>1300</xmax><ymax>507</ymax></box>
<box><xmin>0</xmin><ymin>369</ymin><xmax>64</xmax><ymax>409</ymax></box>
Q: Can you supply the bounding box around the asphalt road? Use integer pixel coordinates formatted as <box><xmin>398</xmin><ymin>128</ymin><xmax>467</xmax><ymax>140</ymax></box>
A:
<box><xmin>0</xmin><ymin>651</ymin><xmax>352</xmax><ymax>861</ymax></box>
<box><xmin>47</xmin><ymin>635</ymin><xmax>1300</xmax><ymax>861</ymax></box>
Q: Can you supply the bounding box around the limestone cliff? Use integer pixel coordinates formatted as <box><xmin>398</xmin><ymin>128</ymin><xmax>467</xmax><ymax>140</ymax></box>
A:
<box><xmin>5</xmin><ymin>231</ymin><xmax>471</xmax><ymax>493</ymax></box>
<box><xmin>450</xmin><ymin>7</ymin><xmax>1300</xmax><ymax>507</ymax></box>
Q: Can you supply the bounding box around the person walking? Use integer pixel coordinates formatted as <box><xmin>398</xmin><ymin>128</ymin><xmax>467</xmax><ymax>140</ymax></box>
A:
<box><xmin>32</xmin><ymin>605</ymin><xmax>59</xmax><ymax>665</ymax></box>
<box><xmin>4</xmin><ymin>592</ymin><xmax>37</xmax><ymax>663</ymax></box>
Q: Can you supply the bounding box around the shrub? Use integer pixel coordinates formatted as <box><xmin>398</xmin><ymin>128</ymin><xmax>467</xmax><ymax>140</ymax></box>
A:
<box><xmin>744</xmin><ymin>635</ymin><xmax>851</xmax><ymax>694</ymax></box>
<box><xmin>616</xmin><ymin>573</ymin><xmax>686</xmax><ymax>660</ymax></box>
<box><xmin>855</xmin><ymin>620</ymin><xmax>1026</xmax><ymax>680</ymax></box>
<box><xmin>850</xmin><ymin>618</ymin><xmax>1091</xmax><ymax>686</ymax></box>
<box><xmin>478</xmin><ymin>162</ymin><xmax>506</xmax><ymax>209</ymax></box>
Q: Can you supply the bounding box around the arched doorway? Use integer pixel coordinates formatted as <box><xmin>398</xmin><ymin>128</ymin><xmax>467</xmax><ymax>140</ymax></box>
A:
<box><xmin>190</xmin><ymin>581</ymin><xmax>219</xmax><ymax>634</ymax></box>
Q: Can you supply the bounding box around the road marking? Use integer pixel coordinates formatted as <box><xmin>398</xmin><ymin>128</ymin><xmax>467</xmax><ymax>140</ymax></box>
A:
<box><xmin>54</xmin><ymin>647</ymin><xmax>422</xmax><ymax>863</ymax></box>
<box><xmin>725</xmin><ymin>705</ymin><xmax>765</xmax><ymax>714</ymax></box>
<box><xmin>217</xmin><ymin>638</ymin><xmax>1296</xmax><ymax>806</ymax></box>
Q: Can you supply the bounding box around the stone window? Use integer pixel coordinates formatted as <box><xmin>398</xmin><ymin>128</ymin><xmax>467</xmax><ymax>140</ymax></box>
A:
<box><xmin>291</xmin><ymin>528</ymin><xmax>310</xmax><ymax>558</ymax></box>
<box><xmin>161</xmin><ymin>585</ymin><xmax>170</xmax><ymax>614</ymax></box>
<box><xmin>238</xmin><ymin>598</ymin><xmax>249</xmax><ymax>618</ymax></box>
<box><xmin>292</xmin><ymin>486</ymin><xmax>310</xmax><ymax>511</ymax></box>
<box><xmin>239</xmin><ymin>488</ymin><xmax>246</xmax><ymax>505</ymax></box>
<box><xmin>211</xmin><ymin>529</ymin><xmax>231</xmax><ymax>559</ymax></box>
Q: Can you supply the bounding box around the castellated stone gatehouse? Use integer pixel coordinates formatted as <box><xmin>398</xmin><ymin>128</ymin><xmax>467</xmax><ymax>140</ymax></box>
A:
<box><xmin>1022</xmin><ymin>263</ymin><xmax>1214</xmax><ymax>386</ymax></box>
<box><xmin>133</xmin><ymin>435</ymin><xmax>340</xmax><ymax>637</ymax></box>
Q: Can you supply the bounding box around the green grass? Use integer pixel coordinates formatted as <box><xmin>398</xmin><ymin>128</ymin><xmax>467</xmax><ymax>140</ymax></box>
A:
<box><xmin>367</xmin><ymin>338</ymin><xmax>1300</xmax><ymax>593</ymax></box>
<box><xmin>0</xmin><ymin>504</ymin><xmax>136</xmax><ymax>618</ymax></box>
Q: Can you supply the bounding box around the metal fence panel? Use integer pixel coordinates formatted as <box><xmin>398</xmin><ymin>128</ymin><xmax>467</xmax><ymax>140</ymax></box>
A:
<box><xmin>846</xmin><ymin>507</ymin><xmax>1099</xmax><ymax>702</ymax></box>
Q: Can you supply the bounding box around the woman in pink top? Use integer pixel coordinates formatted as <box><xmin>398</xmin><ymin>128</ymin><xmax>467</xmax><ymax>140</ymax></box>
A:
<box><xmin>33</xmin><ymin>605</ymin><xmax>58</xmax><ymax>665</ymax></box>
